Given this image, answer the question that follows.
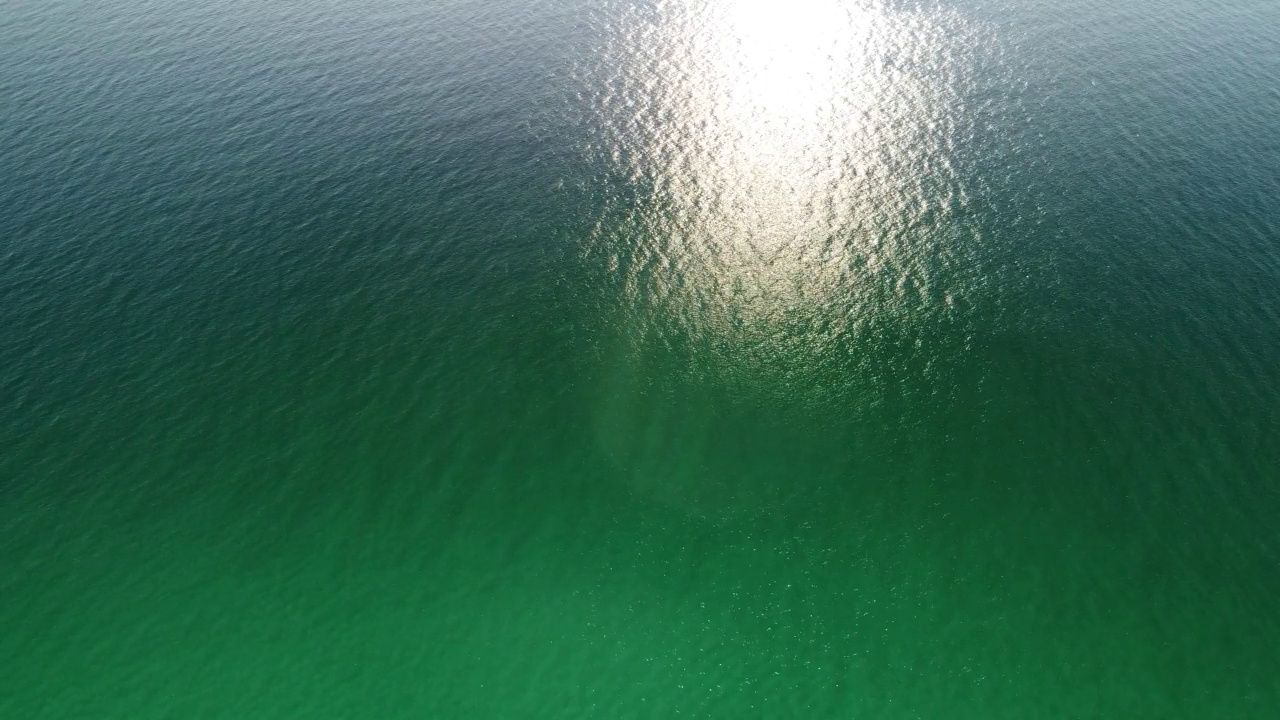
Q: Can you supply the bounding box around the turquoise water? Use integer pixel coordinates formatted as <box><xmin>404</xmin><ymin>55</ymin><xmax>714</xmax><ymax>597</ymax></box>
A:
<box><xmin>2</xmin><ymin>0</ymin><xmax>1279</xmax><ymax>715</ymax></box>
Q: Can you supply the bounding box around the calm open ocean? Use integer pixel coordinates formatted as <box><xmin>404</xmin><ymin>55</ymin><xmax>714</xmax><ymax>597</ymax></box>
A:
<box><xmin>2</xmin><ymin>0</ymin><xmax>1279</xmax><ymax>716</ymax></box>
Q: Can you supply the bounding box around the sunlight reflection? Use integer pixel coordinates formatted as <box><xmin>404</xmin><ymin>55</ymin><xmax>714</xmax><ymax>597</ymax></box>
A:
<box><xmin>584</xmin><ymin>0</ymin><xmax>996</xmax><ymax>513</ymax></box>
<box><xmin>586</xmin><ymin>0</ymin><xmax>981</xmax><ymax>338</ymax></box>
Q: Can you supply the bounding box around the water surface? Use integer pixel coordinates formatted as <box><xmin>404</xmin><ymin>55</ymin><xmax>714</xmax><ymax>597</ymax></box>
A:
<box><xmin>2</xmin><ymin>0</ymin><xmax>1279</xmax><ymax>716</ymax></box>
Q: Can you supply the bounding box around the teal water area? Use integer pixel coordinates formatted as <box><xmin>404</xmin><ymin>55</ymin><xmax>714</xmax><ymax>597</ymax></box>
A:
<box><xmin>3</xmin><ymin>0</ymin><xmax>1279</xmax><ymax>716</ymax></box>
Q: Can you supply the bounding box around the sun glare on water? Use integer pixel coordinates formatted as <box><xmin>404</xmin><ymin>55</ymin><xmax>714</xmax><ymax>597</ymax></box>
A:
<box><xmin>586</xmin><ymin>0</ymin><xmax>992</xmax><ymax>512</ymax></box>
<box><xmin>587</xmin><ymin>0</ymin><xmax>981</xmax><ymax>330</ymax></box>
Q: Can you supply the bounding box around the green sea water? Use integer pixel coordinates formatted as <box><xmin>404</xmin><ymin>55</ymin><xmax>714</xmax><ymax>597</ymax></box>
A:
<box><xmin>3</xmin><ymin>0</ymin><xmax>1279</xmax><ymax>716</ymax></box>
